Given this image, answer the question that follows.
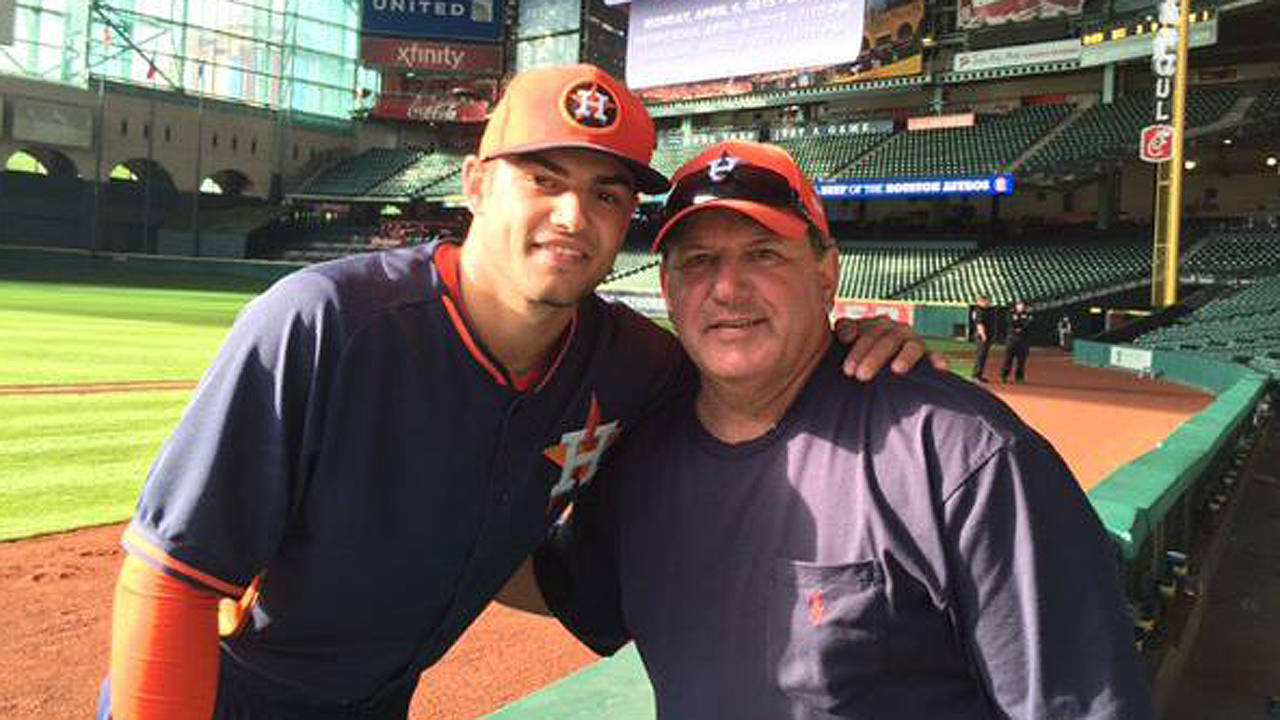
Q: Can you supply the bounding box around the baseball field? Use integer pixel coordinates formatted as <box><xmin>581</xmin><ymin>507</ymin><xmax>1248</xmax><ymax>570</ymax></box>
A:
<box><xmin>0</xmin><ymin>267</ymin><xmax>1213</xmax><ymax>719</ymax></box>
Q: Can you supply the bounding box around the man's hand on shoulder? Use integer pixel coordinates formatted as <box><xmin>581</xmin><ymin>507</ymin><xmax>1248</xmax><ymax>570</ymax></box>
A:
<box><xmin>834</xmin><ymin>316</ymin><xmax>949</xmax><ymax>381</ymax></box>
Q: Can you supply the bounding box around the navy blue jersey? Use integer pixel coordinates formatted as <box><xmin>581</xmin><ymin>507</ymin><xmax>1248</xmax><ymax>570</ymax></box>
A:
<box><xmin>1007</xmin><ymin>307</ymin><xmax>1033</xmax><ymax>342</ymax></box>
<box><xmin>537</xmin><ymin>340</ymin><xmax>1153</xmax><ymax>720</ymax></box>
<box><xmin>125</xmin><ymin>240</ymin><xmax>688</xmax><ymax>705</ymax></box>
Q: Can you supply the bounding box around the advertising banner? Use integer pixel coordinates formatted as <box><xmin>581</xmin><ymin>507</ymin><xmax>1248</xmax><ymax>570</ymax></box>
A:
<box><xmin>360</xmin><ymin>37</ymin><xmax>502</xmax><ymax>74</ymax></box>
<box><xmin>832</xmin><ymin>299</ymin><xmax>915</xmax><ymax>324</ymax></box>
<box><xmin>952</xmin><ymin>38</ymin><xmax>1081</xmax><ymax>73</ymax></box>
<box><xmin>957</xmin><ymin>0</ymin><xmax>1082</xmax><ymax>30</ymax></box>
<box><xmin>1109</xmin><ymin>345</ymin><xmax>1153</xmax><ymax>373</ymax></box>
<box><xmin>1139</xmin><ymin>124</ymin><xmax>1174</xmax><ymax>163</ymax></box>
<box><xmin>907</xmin><ymin>112</ymin><xmax>975</xmax><ymax>131</ymax></box>
<box><xmin>372</xmin><ymin>77</ymin><xmax>496</xmax><ymax>123</ymax></box>
<box><xmin>361</xmin><ymin>0</ymin><xmax>503</xmax><ymax>42</ymax></box>
<box><xmin>817</xmin><ymin>175</ymin><xmax>1016</xmax><ymax>198</ymax></box>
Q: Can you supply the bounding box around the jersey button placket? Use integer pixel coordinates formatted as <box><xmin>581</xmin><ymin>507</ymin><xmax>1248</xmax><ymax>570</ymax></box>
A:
<box><xmin>492</xmin><ymin>396</ymin><xmax>523</xmax><ymax>507</ymax></box>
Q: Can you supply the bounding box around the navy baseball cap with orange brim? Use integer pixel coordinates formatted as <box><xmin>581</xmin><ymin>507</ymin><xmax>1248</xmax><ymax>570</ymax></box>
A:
<box><xmin>652</xmin><ymin>140</ymin><xmax>831</xmax><ymax>251</ymax></box>
<box><xmin>479</xmin><ymin>64</ymin><xmax>670</xmax><ymax>195</ymax></box>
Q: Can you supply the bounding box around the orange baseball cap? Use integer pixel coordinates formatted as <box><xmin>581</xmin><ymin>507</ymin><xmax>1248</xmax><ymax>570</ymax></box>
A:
<box><xmin>652</xmin><ymin>140</ymin><xmax>830</xmax><ymax>251</ymax></box>
<box><xmin>479</xmin><ymin>64</ymin><xmax>669</xmax><ymax>195</ymax></box>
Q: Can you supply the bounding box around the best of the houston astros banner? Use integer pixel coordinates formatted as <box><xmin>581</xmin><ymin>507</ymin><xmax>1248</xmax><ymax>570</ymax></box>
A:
<box><xmin>360</xmin><ymin>37</ymin><xmax>502</xmax><ymax>74</ymax></box>
<box><xmin>817</xmin><ymin>175</ymin><xmax>1015</xmax><ymax>199</ymax></box>
<box><xmin>361</xmin><ymin>0</ymin><xmax>503</xmax><ymax>42</ymax></box>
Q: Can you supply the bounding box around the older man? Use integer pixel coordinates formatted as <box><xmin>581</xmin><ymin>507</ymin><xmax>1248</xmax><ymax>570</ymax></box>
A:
<box><xmin>535</xmin><ymin>141</ymin><xmax>1155</xmax><ymax>720</ymax></box>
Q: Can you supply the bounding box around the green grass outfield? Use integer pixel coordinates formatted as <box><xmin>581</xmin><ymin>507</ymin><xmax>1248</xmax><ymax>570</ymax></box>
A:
<box><xmin>0</xmin><ymin>278</ymin><xmax>262</xmax><ymax>540</ymax></box>
<box><xmin>0</xmin><ymin>273</ymin><xmax>970</xmax><ymax>542</ymax></box>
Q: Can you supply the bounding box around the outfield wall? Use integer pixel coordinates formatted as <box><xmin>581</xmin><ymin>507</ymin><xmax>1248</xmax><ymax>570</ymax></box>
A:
<box><xmin>1073</xmin><ymin>339</ymin><xmax>1269</xmax><ymax>559</ymax></box>
<box><xmin>0</xmin><ymin>246</ymin><xmax>302</xmax><ymax>288</ymax></box>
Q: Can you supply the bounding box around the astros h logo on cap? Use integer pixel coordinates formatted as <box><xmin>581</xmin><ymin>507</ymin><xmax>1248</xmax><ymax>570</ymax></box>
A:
<box><xmin>707</xmin><ymin>151</ymin><xmax>739</xmax><ymax>183</ymax></box>
<box><xmin>652</xmin><ymin>140</ymin><xmax>831</xmax><ymax>252</ymax></box>
<box><xmin>477</xmin><ymin>64</ymin><xmax>669</xmax><ymax>194</ymax></box>
<box><xmin>564</xmin><ymin>82</ymin><xmax>619</xmax><ymax>130</ymax></box>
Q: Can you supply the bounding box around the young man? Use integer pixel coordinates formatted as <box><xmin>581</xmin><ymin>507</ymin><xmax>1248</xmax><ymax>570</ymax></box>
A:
<box><xmin>100</xmin><ymin>67</ymin><xmax>933</xmax><ymax>720</ymax></box>
<box><xmin>536</xmin><ymin>141</ymin><xmax>1155</xmax><ymax>720</ymax></box>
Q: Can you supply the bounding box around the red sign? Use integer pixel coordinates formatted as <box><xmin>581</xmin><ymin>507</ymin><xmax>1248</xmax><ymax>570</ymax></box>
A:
<box><xmin>831</xmin><ymin>300</ymin><xmax>915</xmax><ymax>326</ymax></box>
<box><xmin>1140</xmin><ymin>124</ymin><xmax>1174</xmax><ymax>163</ymax></box>
<box><xmin>372</xmin><ymin>95</ymin><xmax>490</xmax><ymax>123</ymax></box>
<box><xmin>371</xmin><ymin>76</ymin><xmax>496</xmax><ymax>123</ymax></box>
<box><xmin>361</xmin><ymin>37</ymin><xmax>502</xmax><ymax>74</ymax></box>
<box><xmin>907</xmin><ymin>113</ymin><xmax>976</xmax><ymax>132</ymax></box>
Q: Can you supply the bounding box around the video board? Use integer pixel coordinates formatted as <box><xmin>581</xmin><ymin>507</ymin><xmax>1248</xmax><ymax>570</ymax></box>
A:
<box><xmin>626</xmin><ymin>0</ymin><xmax>924</xmax><ymax>103</ymax></box>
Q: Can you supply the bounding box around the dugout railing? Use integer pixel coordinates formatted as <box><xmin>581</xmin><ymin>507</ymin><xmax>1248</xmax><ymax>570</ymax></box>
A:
<box><xmin>1072</xmin><ymin>339</ymin><xmax>1272</xmax><ymax>711</ymax></box>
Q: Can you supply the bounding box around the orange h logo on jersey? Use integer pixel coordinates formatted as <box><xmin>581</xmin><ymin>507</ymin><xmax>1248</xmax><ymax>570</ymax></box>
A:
<box><xmin>544</xmin><ymin>394</ymin><xmax>621</xmax><ymax>500</ymax></box>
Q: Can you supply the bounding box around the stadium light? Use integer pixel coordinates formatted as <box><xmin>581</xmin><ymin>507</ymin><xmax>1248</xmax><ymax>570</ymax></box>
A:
<box><xmin>1267</xmin><ymin>156</ymin><xmax>1278</xmax><ymax>168</ymax></box>
<box><xmin>1184</xmin><ymin>159</ymin><xmax>1197</xmax><ymax>171</ymax></box>
<box><xmin>1222</xmin><ymin>137</ymin><xmax>1233</xmax><ymax>146</ymax></box>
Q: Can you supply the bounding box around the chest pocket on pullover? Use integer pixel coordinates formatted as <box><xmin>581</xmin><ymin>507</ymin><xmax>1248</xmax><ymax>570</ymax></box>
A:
<box><xmin>767</xmin><ymin>558</ymin><xmax>888</xmax><ymax>718</ymax></box>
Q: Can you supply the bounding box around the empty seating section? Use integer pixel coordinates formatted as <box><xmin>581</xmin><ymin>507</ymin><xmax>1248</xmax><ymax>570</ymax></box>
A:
<box><xmin>650</xmin><ymin>128</ymin><xmax>887</xmax><ymax>180</ymax></box>
<box><xmin>843</xmin><ymin>105</ymin><xmax>1069</xmax><ymax>178</ymax></box>
<box><xmin>368</xmin><ymin>152</ymin><xmax>466</xmax><ymax>198</ymax></box>
<box><xmin>773</xmin><ymin>133</ymin><xmax>888</xmax><ymax>179</ymax></box>
<box><xmin>1246</xmin><ymin>83</ymin><xmax>1280</xmax><ymax>120</ymax></box>
<box><xmin>901</xmin><ymin>242</ymin><xmax>1149</xmax><ymax>304</ymax></box>
<box><xmin>1135</xmin><ymin>273</ymin><xmax>1280</xmax><ymax>374</ymax></box>
<box><xmin>295</xmin><ymin>148</ymin><xmax>466</xmax><ymax>199</ymax></box>
<box><xmin>835</xmin><ymin>245</ymin><xmax>969</xmax><ymax>299</ymax></box>
<box><xmin>1183</xmin><ymin>230</ymin><xmax>1280</xmax><ymax>279</ymax></box>
<box><xmin>1023</xmin><ymin>87</ymin><xmax>1239</xmax><ymax>174</ymax></box>
<box><xmin>295</xmin><ymin>148</ymin><xmax>418</xmax><ymax>197</ymax></box>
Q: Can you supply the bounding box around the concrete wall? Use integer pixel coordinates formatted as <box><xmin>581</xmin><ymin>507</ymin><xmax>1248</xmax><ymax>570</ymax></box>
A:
<box><xmin>0</xmin><ymin>75</ymin><xmax>356</xmax><ymax>198</ymax></box>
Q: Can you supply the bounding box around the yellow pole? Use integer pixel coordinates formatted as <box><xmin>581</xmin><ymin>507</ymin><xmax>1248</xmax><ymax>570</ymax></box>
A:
<box><xmin>1151</xmin><ymin>0</ymin><xmax>1192</xmax><ymax>307</ymax></box>
<box><xmin>1163</xmin><ymin>0</ymin><xmax>1191</xmax><ymax>306</ymax></box>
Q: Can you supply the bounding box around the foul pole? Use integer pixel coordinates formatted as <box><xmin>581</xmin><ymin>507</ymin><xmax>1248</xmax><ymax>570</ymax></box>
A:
<box><xmin>1146</xmin><ymin>0</ymin><xmax>1193</xmax><ymax>307</ymax></box>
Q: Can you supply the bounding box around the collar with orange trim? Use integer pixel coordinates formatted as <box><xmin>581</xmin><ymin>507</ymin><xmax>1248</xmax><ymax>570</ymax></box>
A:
<box><xmin>432</xmin><ymin>241</ymin><xmax>575</xmax><ymax>393</ymax></box>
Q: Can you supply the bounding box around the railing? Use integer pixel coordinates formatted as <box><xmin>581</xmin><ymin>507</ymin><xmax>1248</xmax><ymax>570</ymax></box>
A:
<box><xmin>1073</xmin><ymin>339</ymin><xmax>1272</xmax><ymax>704</ymax></box>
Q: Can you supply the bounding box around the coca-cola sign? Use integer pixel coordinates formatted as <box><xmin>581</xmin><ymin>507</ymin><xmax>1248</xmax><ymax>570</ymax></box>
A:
<box><xmin>1140</xmin><ymin>124</ymin><xmax>1175</xmax><ymax>163</ymax></box>
<box><xmin>371</xmin><ymin>76</ymin><xmax>497</xmax><ymax>124</ymax></box>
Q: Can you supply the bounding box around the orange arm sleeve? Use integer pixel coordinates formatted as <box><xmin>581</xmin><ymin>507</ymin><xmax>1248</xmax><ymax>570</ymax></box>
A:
<box><xmin>108</xmin><ymin>554</ymin><xmax>220</xmax><ymax>720</ymax></box>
